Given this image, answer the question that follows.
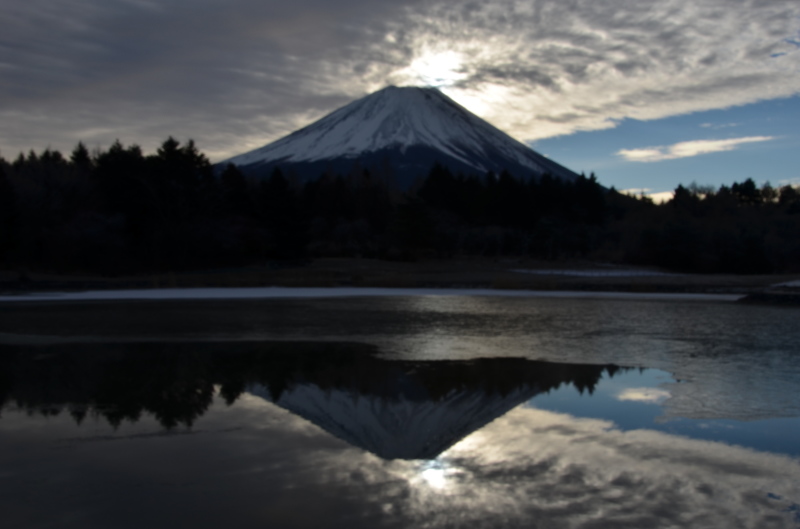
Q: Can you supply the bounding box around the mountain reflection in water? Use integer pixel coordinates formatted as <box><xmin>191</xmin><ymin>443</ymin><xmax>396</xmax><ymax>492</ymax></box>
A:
<box><xmin>0</xmin><ymin>341</ymin><xmax>623</xmax><ymax>459</ymax></box>
<box><xmin>2</xmin><ymin>340</ymin><xmax>800</xmax><ymax>528</ymax></box>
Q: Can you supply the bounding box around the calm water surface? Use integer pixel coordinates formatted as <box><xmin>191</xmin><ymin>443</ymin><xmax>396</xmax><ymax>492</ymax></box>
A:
<box><xmin>0</xmin><ymin>295</ymin><xmax>799</xmax><ymax>528</ymax></box>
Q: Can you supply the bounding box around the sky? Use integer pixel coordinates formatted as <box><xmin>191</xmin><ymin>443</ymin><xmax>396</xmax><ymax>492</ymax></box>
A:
<box><xmin>1</xmin><ymin>0</ymin><xmax>799</xmax><ymax>198</ymax></box>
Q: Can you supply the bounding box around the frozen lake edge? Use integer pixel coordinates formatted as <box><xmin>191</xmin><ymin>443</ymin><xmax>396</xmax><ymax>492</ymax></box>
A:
<box><xmin>0</xmin><ymin>286</ymin><xmax>745</xmax><ymax>303</ymax></box>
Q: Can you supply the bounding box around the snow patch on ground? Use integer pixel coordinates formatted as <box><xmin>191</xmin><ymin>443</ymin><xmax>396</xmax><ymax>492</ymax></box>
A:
<box><xmin>772</xmin><ymin>280</ymin><xmax>800</xmax><ymax>288</ymax></box>
<box><xmin>0</xmin><ymin>287</ymin><xmax>742</xmax><ymax>303</ymax></box>
<box><xmin>511</xmin><ymin>268</ymin><xmax>681</xmax><ymax>277</ymax></box>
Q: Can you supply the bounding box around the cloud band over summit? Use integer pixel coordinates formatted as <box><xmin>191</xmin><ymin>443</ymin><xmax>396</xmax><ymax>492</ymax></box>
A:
<box><xmin>0</xmin><ymin>0</ymin><xmax>799</xmax><ymax>161</ymax></box>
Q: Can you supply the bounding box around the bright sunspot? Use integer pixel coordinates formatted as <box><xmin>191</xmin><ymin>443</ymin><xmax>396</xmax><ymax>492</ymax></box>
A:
<box><xmin>416</xmin><ymin>459</ymin><xmax>458</xmax><ymax>490</ymax></box>
<box><xmin>400</xmin><ymin>51</ymin><xmax>467</xmax><ymax>88</ymax></box>
<box><xmin>421</xmin><ymin>467</ymin><xmax>449</xmax><ymax>489</ymax></box>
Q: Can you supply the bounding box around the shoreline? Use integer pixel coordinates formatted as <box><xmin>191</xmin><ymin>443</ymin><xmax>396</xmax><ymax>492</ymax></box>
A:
<box><xmin>1</xmin><ymin>257</ymin><xmax>797</xmax><ymax>301</ymax></box>
<box><xmin>0</xmin><ymin>286</ymin><xmax>745</xmax><ymax>303</ymax></box>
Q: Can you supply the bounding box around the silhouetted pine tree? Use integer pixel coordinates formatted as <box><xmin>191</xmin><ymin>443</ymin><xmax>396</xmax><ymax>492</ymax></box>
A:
<box><xmin>258</xmin><ymin>168</ymin><xmax>307</xmax><ymax>260</ymax></box>
<box><xmin>0</xmin><ymin>163</ymin><xmax>16</xmax><ymax>263</ymax></box>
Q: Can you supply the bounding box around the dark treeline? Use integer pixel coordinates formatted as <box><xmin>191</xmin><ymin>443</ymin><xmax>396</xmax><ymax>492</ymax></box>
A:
<box><xmin>0</xmin><ymin>138</ymin><xmax>798</xmax><ymax>274</ymax></box>
<box><xmin>0</xmin><ymin>342</ymin><xmax>624</xmax><ymax>429</ymax></box>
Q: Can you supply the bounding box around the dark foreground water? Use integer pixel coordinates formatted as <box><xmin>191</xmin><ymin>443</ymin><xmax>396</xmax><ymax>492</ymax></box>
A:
<box><xmin>0</xmin><ymin>295</ymin><xmax>799</xmax><ymax>528</ymax></box>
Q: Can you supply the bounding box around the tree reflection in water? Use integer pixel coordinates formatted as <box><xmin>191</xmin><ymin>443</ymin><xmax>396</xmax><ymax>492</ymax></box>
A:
<box><xmin>0</xmin><ymin>341</ymin><xmax>623</xmax><ymax>457</ymax></box>
<box><xmin>2</xmin><ymin>341</ymin><xmax>800</xmax><ymax>528</ymax></box>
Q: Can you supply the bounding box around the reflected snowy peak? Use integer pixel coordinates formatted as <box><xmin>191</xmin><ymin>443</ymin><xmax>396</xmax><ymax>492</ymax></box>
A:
<box><xmin>247</xmin><ymin>357</ymin><xmax>620</xmax><ymax>459</ymax></box>
<box><xmin>0</xmin><ymin>341</ymin><xmax>621</xmax><ymax>458</ymax></box>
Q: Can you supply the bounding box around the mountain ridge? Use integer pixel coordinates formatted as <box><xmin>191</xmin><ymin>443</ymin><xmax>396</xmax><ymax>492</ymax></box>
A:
<box><xmin>221</xmin><ymin>86</ymin><xmax>579</xmax><ymax>187</ymax></box>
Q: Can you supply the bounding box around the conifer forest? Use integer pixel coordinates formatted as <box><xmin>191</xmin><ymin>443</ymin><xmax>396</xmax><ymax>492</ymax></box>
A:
<box><xmin>1</xmin><ymin>138</ymin><xmax>798</xmax><ymax>275</ymax></box>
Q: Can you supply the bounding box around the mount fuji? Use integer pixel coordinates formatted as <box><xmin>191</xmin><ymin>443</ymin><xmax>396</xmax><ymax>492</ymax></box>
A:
<box><xmin>221</xmin><ymin>86</ymin><xmax>579</xmax><ymax>187</ymax></box>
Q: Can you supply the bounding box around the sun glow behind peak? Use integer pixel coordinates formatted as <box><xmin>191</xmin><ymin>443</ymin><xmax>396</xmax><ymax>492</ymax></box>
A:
<box><xmin>395</xmin><ymin>51</ymin><xmax>467</xmax><ymax>88</ymax></box>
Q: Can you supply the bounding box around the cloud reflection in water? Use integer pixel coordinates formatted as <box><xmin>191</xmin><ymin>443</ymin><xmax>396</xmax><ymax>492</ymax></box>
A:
<box><xmin>617</xmin><ymin>387</ymin><xmax>671</xmax><ymax>403</ymax></box>
<box><xmin>381</xmin><ymin>406</ymin><xmax>800</xmax><ymax>528</ymax></box>
<box><xmin>1</xmin><ymin>341</ymin><xmax>799</xmax><ymax>528</ymax></box>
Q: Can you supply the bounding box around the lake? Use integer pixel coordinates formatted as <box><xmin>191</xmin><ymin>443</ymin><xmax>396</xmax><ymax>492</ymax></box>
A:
<box><xmin>1</xmin><ymin>292</ymin><xmax>799</xmax><ymax>528</ymax></box>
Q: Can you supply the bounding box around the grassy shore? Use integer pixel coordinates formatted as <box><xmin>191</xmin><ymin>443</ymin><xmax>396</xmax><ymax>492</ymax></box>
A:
<box><xmin>1</xmin><ymin>257</ymin><xmax>797</xmax><ymax>295</ymax></box>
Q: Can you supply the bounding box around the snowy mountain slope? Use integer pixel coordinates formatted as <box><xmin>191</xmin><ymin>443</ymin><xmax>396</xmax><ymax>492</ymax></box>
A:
<box><xmin>243</xmin><ymin>357</ymin><xmax>616</xmax><ymax>460</ymax></box>
<box><xmin>221</xmin><ymin>86</ymin><xmax>579</xmax><ymax>186</ymax></box>
<box><xmin>249</xmin><ymin>381</ymin><xmax>542</xmax><ymax>460</ymax></box>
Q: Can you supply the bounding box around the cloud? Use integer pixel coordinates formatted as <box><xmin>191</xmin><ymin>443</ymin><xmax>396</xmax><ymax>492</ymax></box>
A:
<box><xmin>700</xmin><ymin>122</ymin><xmax>740</xmax><ymax>129</ymax></box>
<box><xmin>0</xmin><ymin>0</ymin><xmax>799</xmax><ymax>160</ymax></box>
<box><xmin>617</xmin><ymin>387</ymin><xmax>671</xmax><ymax>403</ymax></box>
<box><xmin>617</xmin><ymin>136</ymin><xmax>775</xmax><ymax>162</ymax></box>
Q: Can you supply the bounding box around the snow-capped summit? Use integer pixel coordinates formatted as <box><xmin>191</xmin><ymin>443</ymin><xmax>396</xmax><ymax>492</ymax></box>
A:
<box><xmin>222</xmin><ymin>86</ymin><xmax>578</xmax><ymax>187</ymax></box>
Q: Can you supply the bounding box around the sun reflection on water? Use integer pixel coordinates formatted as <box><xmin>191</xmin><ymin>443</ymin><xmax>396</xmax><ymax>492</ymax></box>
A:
<box><xmin>415</xmin><ymin>458</ymin><xmax>460</xmax><ymax>491</ymax></box>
